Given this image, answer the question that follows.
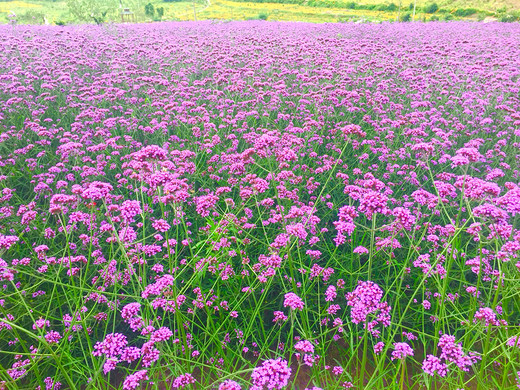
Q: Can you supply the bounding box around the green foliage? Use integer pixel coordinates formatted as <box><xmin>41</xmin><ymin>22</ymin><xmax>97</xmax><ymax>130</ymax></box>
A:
<box><xmin>17</xmin><ymin>9</ymin><xmax>46</xmax><ymax>24</ymax></box>
<box><xmin>91</xmin><ymin>9</ymin><xmax>107</xmax><ymax>24</ymax></box>
<box><xmin>454</xmin><ymin>8</ymin><xmax>476</xmax><ymax>17</ymax></box>
<box><xmin>495</xmin><ymin>9</ymin><xmax>519</xmax><ymax>22</ymax></box>
<box><xmin>498</xmin><ymin>13</ymin><xmax>519</xmax><ymax>22</ymax></box>
<box><xmin>401</xmin><ymin>12</ymin><xmax>411</xmax><ymax>21</ymax></box>
<box><xmin>476</xmin><ymin>12</ymin><xmax>487</xmax><ymax>21</ymax></box>
<box><xmin>66</xmin><ymin>0</ymin><xmax>118</xmax><ymax>22</ymax></box>
<box><xmin>221</xmin><ymin>0</ymin><xmax>303</xmax><ymax>4</ymax></box>
<box><xmin>423</xmin><ymin>2</ymin><xmax>438</xmax><ymax>13</ymax></box>
<box><xmin>386</xmin><ymin>3</ymin><xmax>397</xmax><ymax>11</ymax></box>
<box><xmin>245</xmin><ymin>12</ymin><xmax>269</xmax><ymax>20</ymax></box>
<box><xmin>156</xmin><ymin>6</ymin><xmax>164</xmax><ymax>18</ymax></box>
<box><xmin>144</xmin><ymin>2</ymin><xmax>155</xmax><ymax>17</ymax></box>
<box><xmin>373</xmin><ymin>2</ymin><xmax>397</xmax><ymax>11</ymax></box>
<box><xmin>55</xmin><ymin>20</ymin><xmax>66</xmax><ymax>25</ymax></box>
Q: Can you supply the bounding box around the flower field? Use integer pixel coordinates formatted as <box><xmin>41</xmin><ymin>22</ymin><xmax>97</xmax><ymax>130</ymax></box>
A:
<box><xmin>1</xmin><ymin>21</ymin><xmax>520</xmax><ymax>389</ymax></box>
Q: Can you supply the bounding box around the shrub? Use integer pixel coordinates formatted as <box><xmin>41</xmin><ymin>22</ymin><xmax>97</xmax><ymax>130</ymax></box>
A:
<box><xmin>17</xmin><ymin>10</ymin><xmax>46</xmax><ymax>24</ymax></box>
<box><xmin>387</xmin><ymin>3</ymin><xmax>397</xmax><ymax>11</ymax></box>
<box><xmin>476</xmin><ymin>12</ymin><xmax>487</xmax><ymax>21</ymax></box>
<box><xmin>91</xmin><ymin>11</ymin><xmax>107</xmax><ymax>25</ymax></box>
<box><xmin>144</xmin><ymin>2</ymin><xmax>155</xmax><ymax>18</ymax></box>
<box><xmin>401</xmin><ymin>12</ymin><xmax>411</xmax><ymax>21</ymax></box>
<box><xmin>257</xmin><ymin>12</ymin><xmax>269</xmax><ymax>20</ymax></box>
<box><xmin>376</xmin><ymin>3</ymin><xmax>397</xmax><ymax>11</ymax></box>
<box><xmin>423</xmin><ymin>2</ymin><xmax>438</xmax><ymax>13</ymax></box>
<box><xmin>454</xmin><ymin>8</ymin><xmax>477</xmax><ymax>17</ymax></box>
<box><xmin>498</xmin><ymin>14</ymin><xmax>519</xmax><ymax>22</ymax></box>
<box><xmin>156</xmin><ymin>6</ymin><xmax>164</xmax><ymax>19</ymax></box>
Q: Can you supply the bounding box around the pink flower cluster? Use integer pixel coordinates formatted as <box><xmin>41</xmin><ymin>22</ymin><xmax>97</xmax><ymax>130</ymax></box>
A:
<box><xmin>250</xmin><ymin>358</ymin><xmax>291</xmax><ymax>390</ymax></box>
<box><xmin>345</xmin><ymin>281</ymin><xmax>391</xmax><ymax>337</ymax></box>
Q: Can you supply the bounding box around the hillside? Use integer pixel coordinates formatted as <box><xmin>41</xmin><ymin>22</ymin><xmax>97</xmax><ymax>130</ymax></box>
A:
<box><xmin>1</xmin><ymin>0</ymin><xmax>520</xmax><ymax>24</ymax></box>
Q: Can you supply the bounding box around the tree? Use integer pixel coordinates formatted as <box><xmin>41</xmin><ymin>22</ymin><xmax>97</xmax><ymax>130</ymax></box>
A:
<box><xmin>144</xmin><ymin>2</ymin><xmax>154</xmax><ymax>18</ymax></box>
<box><xmin>67</xmin><ymin>0</ymin><xmax>142</xmax><ymax>23</ymax></box>
<box><xmin>156</xmin><ymin>6</ymin><xmax>164</xmax><ymax>19</ymax></box>
<box><xmin>66</xmin><ymin>0</ymin><xmax>119</xmax><ymax>22</ymax></box>
<box><xmin>423</xmin><ymin>2</ymin><xmax>438</xmax><ymax>13</ymax></box>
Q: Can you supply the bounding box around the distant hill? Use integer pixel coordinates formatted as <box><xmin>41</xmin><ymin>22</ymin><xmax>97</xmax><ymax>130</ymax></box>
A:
<box><xmin>1</xmin><ymin>0</ymin><xmax>519</xmax><ymax>24</ymax></box>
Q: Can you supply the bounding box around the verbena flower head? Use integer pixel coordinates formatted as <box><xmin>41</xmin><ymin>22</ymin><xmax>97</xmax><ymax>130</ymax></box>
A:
<box><xmin>171</xmin><ymin>373</ymin><xmax>196</xmax><ymax>388</ymax></box>
<box><xmin>283</xmin><ymin>293</ymin><xmax>304</xmax><ymax>311</ymax></box>
<box><xmin>250</xmin><ymin>358</ymin><xmax>291</xmax><ymax>390</ymax></box>
<box><xmin>219</xmin><ymin>380</ymin><xmax>242</xmax><ymax>390</ymax></box>
<box><xmin>123</xmin><ymin>370</ymin><xmax>148</xmax><ymax>390</ymax></box>
<box><xmin>422</xmin><ymin>355</ymin><xmax>448</xmax><ymax>377</ymax></box>
<box><xmin>346</xmin><ymin>281</ymin><xmax>391</xmax><ymax>336</ymax></box>
<box><xmin>92</xmin><ymin>333</ymin><xmax>127</xmax><ymax>358</ymax></box>
<box><xmin>391</xmin><ymin>342</ymin><xmax>414</xmax><ymax>360</ymax></box>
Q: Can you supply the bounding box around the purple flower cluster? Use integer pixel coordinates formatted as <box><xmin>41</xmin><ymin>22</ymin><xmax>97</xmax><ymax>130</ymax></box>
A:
<box><xmin>171</xmin><ymin>373</ymin><xmax>196</xmax><ymax>388</ymax></box>
<box><xmin>0</xmin><ymin>20</ymin><xmax>520</xmax><ymax>389</ymax></box>
<box><xmin>346</xmin><ymin>281</ymin><xmax>391</xmax><ymax>337</ymax></box>
<box><xmin>391</xmin><ymin>342</ymin><xmax>414</xmax><ymax>360</ymax></box>
<box><xmin>92</xmin><ymin>333</ymin><xmax>128</xmax><ymax>358</ymax></box>
<box><xmin>219</xmin><ymin>380</ymin><xmax>242</xmax><ymax>390</ymax></box>
<box><xmin>250</xmin><ymin>358</ymin><xmax>291</xmax><ymax>390</ymax></box>
<box><xmin>422</xmin><ymin>334</ymin><xmax>480</xmax><ymax>376</ymax></box>
<box><xmin>283</xmin><ymin>293</ymin><xmax>304</xmax><ymax>311</ymax></box>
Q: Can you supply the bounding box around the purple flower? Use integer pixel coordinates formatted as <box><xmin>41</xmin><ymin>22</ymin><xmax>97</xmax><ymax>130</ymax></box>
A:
<box><xmin>250</xmin><ymin>358</ymin><xmax>291</xmax><ymax>389</ymax></box>
<box><xmin>294</xmin><ymin>340</ymin><xmax>314</xmax><ymax>354</ymax></box>
<box><xmin>92</xmin><ymin>333</ymin><xmax>128</xmax><ymax>358</ymax></box>
<box><xmin>121</xmin><ymin>302</ymin><xmax>141</xmax><ymax>319</ymax></box>
<box><xmin>283</xmin><ymin>292</ymin><xmax>304</xmax><ymax>311</ymax></box>
<box><xmin>346</xmin><ymin>281</ymin><xmax>391</xmax><ymax>336</ymax></box>
<box><xmin>391</xmin><ymin>342</ymin><xmax>414</xmax><ymax>360</ymax></box>
<box><xmin>325</xmin><ymin>285</ymin><xmax>337</xmax><ymax>302</ymax></box>
<box><xmin>219</xmin><ymin>380</ymin><xmax>242</xmax><ymax>390</ymax></box>
<box><xmin>507</xmin><ymin>336</ymin><xmax>520</xmax><ymax>348</ymax></box>
<box><xmin>123</xmin><ymin>370</ymin><xmax>148</xmax><ymax>390</ymax></box>
<box><xmin>273</xmin><ymin>311</ymin><xmax>288</xmax><ymax>322</ymax></box>
<box><xmin>171</xmin><ymin>373</ymin><xmax>196</xmax><ymax>388</ymax></box>
<box><xmin>422</xmin><ymin>355</ymin><xmax>448</xmax><ymax>377</ymax></box>
<box><xmin>374</xmin><ymin>341</ymin><xmax>385</xmax><ymax>355</ymax></box>
<box><xmin>120</xmin><ymin>200</ymin><xmax>142</xmax><ymax>221</ymax></box>
<box><xmin>438</xmin><ymin>334</ymin><xmax>480</xmax><ymax>372</ymax></box>
<box><xmin>44</xmin><ymin>331</ymin><xmax>62</xmax><ymax>344</ymax></box>
<box><xmin>0</xmin><ymin>235</ymin><xmax>19</xmax><ymax>250</ymax></box>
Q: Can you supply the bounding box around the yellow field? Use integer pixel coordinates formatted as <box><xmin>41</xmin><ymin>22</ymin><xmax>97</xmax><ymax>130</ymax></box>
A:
<box><xmin>0</xmin><ymin>1</ymin><xmax>69</xmax><ymax>23</ymax></box>
<box><xmin>194</xmin><ymin>0</ymin><xmax>397</xmax><ymax>22</ymax></box>
<box><xmin>354</xmin><ymin>0</ymin><xmax>520</xmax><ymax>11</ymax></box>
<box><xmin>0</xmin><ymin>1</ymin><xmax>40</xmax><ymax>11</ymax></box>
